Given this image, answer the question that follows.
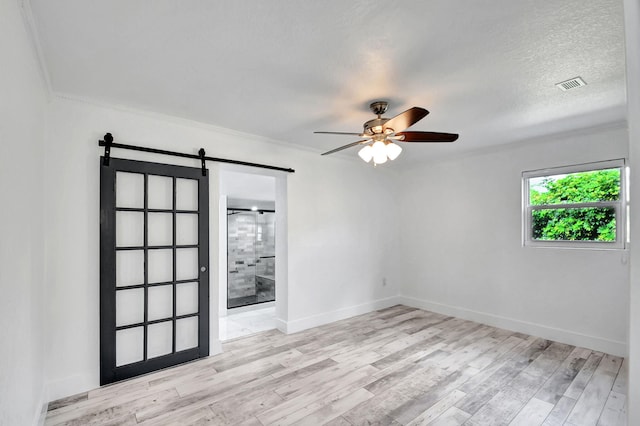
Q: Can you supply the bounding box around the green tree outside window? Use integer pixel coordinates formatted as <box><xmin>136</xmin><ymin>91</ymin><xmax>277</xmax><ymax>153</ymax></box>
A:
<box><xmin>529</xmin><ymin>169</ymin><xmax>620</xmax><ymax>241</ymax></box>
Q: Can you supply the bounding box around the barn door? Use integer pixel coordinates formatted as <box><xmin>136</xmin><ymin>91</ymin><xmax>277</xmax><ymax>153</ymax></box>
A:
<box><xmin>100</xmin><ymin>157</ymin><xmax>209</xmax><ymax>385</ymax></box>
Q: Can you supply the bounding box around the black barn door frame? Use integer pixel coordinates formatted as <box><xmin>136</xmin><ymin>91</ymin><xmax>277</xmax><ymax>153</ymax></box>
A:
<box><xmin>100</xmin><ymin>157</ymin><xmax>210</xmax><ymax>385</ymax></box>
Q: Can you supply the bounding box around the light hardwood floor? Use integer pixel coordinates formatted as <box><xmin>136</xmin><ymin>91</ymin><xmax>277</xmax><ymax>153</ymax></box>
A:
<box><xmin>45</xmin><ymin>305</ymin><xmax>627</xmax><ymax>425</ymax></box>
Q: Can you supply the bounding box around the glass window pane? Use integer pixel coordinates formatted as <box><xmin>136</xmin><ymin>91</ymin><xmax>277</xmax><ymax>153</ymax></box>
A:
<box><xmin>116</xmin><ymin>172</ymin><xmax>144</xmax><ymax>208</ymax></box>
<box><xmin>176</xmin><ymin>178</ymin><xmax>198</xmax><ymax>211</ymax></box>
<box><xmin>148</xmin><ymin>175</ymin><xmax>173</xmax><ymax>210</ymax></box>
<box><xmin>176</xmin><ymin>213</ymin><xmax>198</xmax><ymax>245</ymax></box>
<box><xmin>176</xmin><ymin>248</ymin><xmax>199</xmax><ymax>281</ymax></box>
<box><xmin>147</xmin><ymin>321</ymin><xmax>173</xmax><ymax>359</ymax></box>
<box><xmin>148</xmin><ymin>285</ymin><xmax>173</xmax><ymax>321</ymax></box>
<box><xmin>176</xmin><ymin>317</ymin><xmax>198</xmax><ymax>351</ymax></box>
<box><xmin>116</xmin><ymin>326</ymin><xmax>143</xmax><ymax>366</ymax></box>
<box><xmin>532</xmin><ymin>207</ymin><xmax>617</xmax><ymax>241</ymax></box>
<box><xmin>116</xmin><ymin>211</ymin><xmax>144</xmax><ymax>247</ymax></box>
<box><xmin>116</xmin><ymin>288</ymin><xmax>144</xmax><ymax>327</ymax></box>
<box><xmin>529</xmin><ymin>168</ymin><xmax>620</xmax><ymax>206</ymax></box>
<box><xmin>176</xmin><ymin>282</ymin><xmax>198</xmax><ymax>316</ymax></box>
<box><xmin>148</xmin><ymin>249</ymin><xmax>173</xmax><ymax>283</ymax></box>
<box><xmin>116</xmin><ymin>250</ymin><xmax>144</xmax><ymax>287</ymax></box>
<box><xmin>148</xmin><ymin>213</ymin><xmax>173</xmax><ymax>246</ymax></box>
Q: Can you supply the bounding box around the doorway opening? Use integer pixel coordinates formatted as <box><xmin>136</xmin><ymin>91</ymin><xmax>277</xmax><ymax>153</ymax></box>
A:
<box><xmin>218</xmin><ymin>168</ymin><xmax>285</xmax><ymax>341</ymax></box>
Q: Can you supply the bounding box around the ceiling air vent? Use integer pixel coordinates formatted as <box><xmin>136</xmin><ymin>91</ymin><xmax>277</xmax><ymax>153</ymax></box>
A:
<box><xmin>556</xmin><ymin>77</ymin><xmax>587</xmax><ymax>91</ymax></box>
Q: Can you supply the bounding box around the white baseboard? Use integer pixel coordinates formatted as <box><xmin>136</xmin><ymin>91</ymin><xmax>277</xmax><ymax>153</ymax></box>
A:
<box><xmin>398</xmin><ymin>295</ymin><xmax>627</xmax><ymax>357</ymax></box>
<box><xmin>210</xmin><ymin>338</ymin><xmax>223</xmax><ymax>356</ymax></box>
<box><xmin>274</xmin><ymin>317</ymin><xmax>289</xmax><ymax>334</ymax></box>
<box><xmin>33</xmin><ymin>383</ymin><xmax>48</xmax><ymax>426</ymax></box>
<box><xmin>46</xmin><ymin>374</ymin><xmax>97</xmax><ymax>403</ymax></box>
<box><xmin>278</xmin><ymin>296</ymin><xmax>402</xmax><ymax>334</ymax></box>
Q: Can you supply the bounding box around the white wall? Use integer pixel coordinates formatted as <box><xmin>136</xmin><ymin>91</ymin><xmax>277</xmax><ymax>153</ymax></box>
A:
<box><xmin>43</xmin><ymin>94</ymin><xmax>630</xmax><ymax>401</ymax></box>
<box><xmin>624</xmin><ymin>0</ymin><xmax>640</xmax><ymax>422</ymax></box>
<box><xmin>283</xmin><ymin>149</ymin><xmax>404</xmax><ymax>330</ymax></box>
<box><xmin>0</xmin><ymin>0</ymin><xmax>48</xmax><ymax>424</ymax></box>
<box><xmin>43</xmin><ymin>95</ymin><xmax>402</xmax><ymax>399</ymax></box>
<box><xmin>4</xmin><ymin>0</ymin><xmax>634</xmax><ymax>412</ymax></box>
<box><xmin>398</xmin><ymin>125</ymin><xmax>629</xmax><ymax>356</ymax></box>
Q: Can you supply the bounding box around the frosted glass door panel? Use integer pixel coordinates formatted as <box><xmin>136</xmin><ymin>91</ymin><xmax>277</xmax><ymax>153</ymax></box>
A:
<box><xmin>148</xmin><ymin>175</ymin><xmax>173</xmax><ymax>209</ymax></box>
<box><xmin>176</xmin><ymin>248</ymin><xmax>198</xmax><ymax>281</ymax></box>
<box><xmin>147</xmin><ymin>322</ymin><xmax>173</xmax><ymax>358</ymax></box>
<box><xmin>176</xmin><ymin>178</ymin><xmax>198</xmax><ymax>211</ymax></box>
<box><xmin>176</xmin><ymin>282</ymin><xmax>198</xmax><ymax>316</ymax></box>
<box><xmin>176</xmin><ymin>214</ymin><xmax>198</xmax><ymax>245</ymax></box>
<box><xmin>116</xmin><ymin>327</ymin><xmax>144</xmax><ymax>366</ymax></box>
<box><xmin>148</xmin><ymin>285</ymin><xmax>173</xmax><ymax>321</ymax></box>
<box><xmin>116</xmin><ymin>288</ymin><xmax>144</xmax><ymax>327</ymax></box>
<box><xmin>148</xmin><ymin>249</ymin><xmax>173</xmax><ymax>283</ymax></box>
<box><xmin>116</xmin><ymin>172</ymin><xmax>144</xmax><ymax>208</ymax></box>
<box><xmin>148</xmin><ymin>213</ymin><xmax>173</xmax><ymax>246</ymax></box>
<box><xmin>116</xmin><ymin>211</ymin><xmax>144</xmax><ymax>247</ymax></box>
<box><xmin>176</xmin><ymin>317</ymin><xmax>198</xmax><ymax>351</ymax></box>
<box><xmin>116</xmin><ymin>250</ymin><xmax>144</xmax><ymax>287</ymax></box>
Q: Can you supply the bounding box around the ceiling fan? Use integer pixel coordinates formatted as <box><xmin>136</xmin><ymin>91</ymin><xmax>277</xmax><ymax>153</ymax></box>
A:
<box><xmin>315</xmin><ymin>101</ymin><xmax>459</xmax><ymax>165</ymax></box>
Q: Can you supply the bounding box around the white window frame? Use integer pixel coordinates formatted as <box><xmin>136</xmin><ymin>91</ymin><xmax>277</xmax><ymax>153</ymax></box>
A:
<box><xmin>522</xmin><ymin>159</ymin><xmax>628</xmax><ymax>249</ymax></box>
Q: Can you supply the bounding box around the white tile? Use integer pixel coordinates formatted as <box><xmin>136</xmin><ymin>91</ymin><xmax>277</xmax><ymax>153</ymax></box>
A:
<box><xmin>220</xmin><ymin>306</ymin><xmax>276</xmax><ymax>341</ymax></box>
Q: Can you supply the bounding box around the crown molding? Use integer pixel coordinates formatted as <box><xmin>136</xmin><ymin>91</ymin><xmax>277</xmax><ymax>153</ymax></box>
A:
<box><xmin>18</xmin><ymin>0</ymin><xmax>52</xmax><ymax>98</ymax></box>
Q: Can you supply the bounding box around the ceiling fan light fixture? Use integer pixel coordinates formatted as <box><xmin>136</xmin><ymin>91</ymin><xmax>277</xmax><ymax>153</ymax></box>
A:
<box><xmin>385</xmin><ymin>142</ymin><xmax>402</xmax><ymax>160</ymax></box>
<box><xmin>316</xmin><ymin>101</ymin><xmax>458</xmax><ymax>163</ymax></box>
<box><xmin>358</xmin><ymin>145</ymin><xmax>373</xmax><ymax>163</ymax></box>
<box><xmin>372</xmin><ymin>141</ymin><xmax>388</xmax><ymax>164</ymax></box>
<box><xmin>373</xmin><ymin>153</ymin><xmax>388</xmax><ymax>164</ymax></box>
<box><xmin>371</xmin><ymin>140</ymin><xmax>386</xmax><ymax>156</ymax></box>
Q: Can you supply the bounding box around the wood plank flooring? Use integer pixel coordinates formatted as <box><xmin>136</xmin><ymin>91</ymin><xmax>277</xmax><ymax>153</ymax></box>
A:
<box><xmin>45</xmin><ymin>305</ymin><xmax>627</xmax><ymax>425</ymax></box>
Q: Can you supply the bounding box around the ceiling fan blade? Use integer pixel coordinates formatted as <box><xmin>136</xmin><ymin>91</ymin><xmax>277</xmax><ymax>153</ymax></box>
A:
<box><xmin>396</xmin><ymin>131</ymin><xmax>459</xmax><ymax>142</ymax></box>
<box><xmin>314</xmin><ymin>131</ymin><xmax>365</xmax><ymax>136</ymax></box>
<box><xmin>382</xmin><ymin>107</ymin><xmax>429</xmax><ymax>133</ymax></box>
<box><xmin>321</xmin><ymin>140</ymin><xmax>369</xmax><ymax>156</ymax></box>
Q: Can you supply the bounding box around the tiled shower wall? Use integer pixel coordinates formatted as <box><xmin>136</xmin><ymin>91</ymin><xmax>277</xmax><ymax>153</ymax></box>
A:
<box><xmin>227</xmin><ymin>212</ymin><xmax>275</xmax><ymax>300</ymax></box>
<box><xmin>256</xmin><ymin>212</ymin><xmax>275</xmax><ymax>278</ymax></box>
<box><xmin>228</xmin><ymin>213</ymin><xmax>256</xmax><ymax>299</ymax></box>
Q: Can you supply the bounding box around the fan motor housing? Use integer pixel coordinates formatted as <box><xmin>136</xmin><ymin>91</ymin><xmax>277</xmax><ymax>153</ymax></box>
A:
<box><xmin>364</xmin><ymin>118</ymin><xmax>391</xmax><ymax>135</ymax></box>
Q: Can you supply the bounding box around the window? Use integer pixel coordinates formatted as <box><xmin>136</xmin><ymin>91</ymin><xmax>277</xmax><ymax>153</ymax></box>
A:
<box><xmin>522</xmin><ymin>159</ymin><xmax>628</xmax><ymax>249</ymax></box>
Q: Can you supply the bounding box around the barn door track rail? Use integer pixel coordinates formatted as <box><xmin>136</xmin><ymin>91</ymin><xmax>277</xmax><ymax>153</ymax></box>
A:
<box><xmin>99</xmin><ymin>133</ymin><xmax>295</xmax><ymax>175</ymax></box>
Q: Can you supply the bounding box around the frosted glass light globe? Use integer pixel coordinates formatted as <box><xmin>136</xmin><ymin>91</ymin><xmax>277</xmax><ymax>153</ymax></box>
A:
<box><xmin>373</xmin><ymin>153</ymin><xmax>388</xmax><ymax>164</ymax></box>
<box><xmin>371</xmin><ymin>141</ymin><xmax>386</xmax><ymax>157</ymax></box>
<box><xmin>358</xmin><ymin>145</ymin><xmax>373</xmax><ymax>162</ymax></box>
<box><xmin>385</xmin><ymin>142</ymin><xmax>402</xmax><ymax>160</ymax></box>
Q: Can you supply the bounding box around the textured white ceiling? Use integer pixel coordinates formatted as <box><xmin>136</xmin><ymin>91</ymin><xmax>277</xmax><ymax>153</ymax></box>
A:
<box><xmin>29</xmin><ymin>0</ymin><xmax>626</xmax><ymax>165</ymax></box>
